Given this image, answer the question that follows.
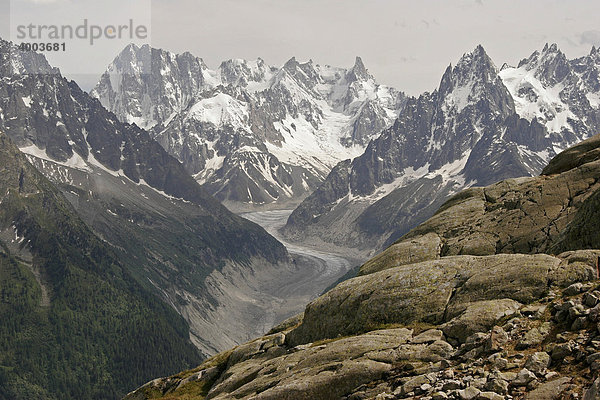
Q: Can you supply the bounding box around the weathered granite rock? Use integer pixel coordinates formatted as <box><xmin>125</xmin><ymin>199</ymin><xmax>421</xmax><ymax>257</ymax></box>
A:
<box><xmin>400</xmin><ymin>374</ymin><xmax>431</xmax><ymax>395</ymax></box>
<box><xmin>391</xmin><ymin>153</ymin><xmax>600</xmax><ymax>257</ymax></box>
<box><xmin>478</xmin><ymin>392</ymin><xmax>504</xmax><ymax>400</ymax></box>
<box><xmin>209</xmin><ymin>329</ymin><xmax>410</xmax><ymax>400</ymax></box>
<box><xmin>359</xmin><ymin>232</ymin><xmax>442</xmax><ymax>275</ymax></box>
<box><xmin>524</xmin><ymin>352</ymin><xmax>551</xmax><ymax>375</ymax></box>
<box><xmin>551</xmin><ymin>341</ymin><xmax>575</xmax><ymax>360</ymax></box>
<box><xmin>286</xmin><ymin>257</ymin><xmax>465</xmax><ymax>345</ymax></box>
<box><xmin>268</xmin><ymin>313</ymin><xmax>303</xmax><ymax>334</ymax></box>
<box><xmin>288</xmin><ymin>253</ymin><xmax>591</xmax><ymax>346</ymax></box>
<box><xmin>443</xmin><ymin>299</ymin><xmax>522</xmax><ymax>343</ymax></box>
<box><xmin>457</xmin><ymin>386</ymin><xmax>480</xmax><ymax>400</ymax></box>
<box><xmin>485</xmin><ymin>375</ymin><xmax>509</xmax><ymax>394</ymax></box>
<box><xmin>584</xmin><ymin>377</ymin><xmax>600</xmax><ymax>400</ymax></box>
<box><xmin>524</xmin><ymin>377</ymin><xmax>573</xmax><ymax>400</ymax></box>
<box><xmin>517</xmin><ymin>322</ymin><xmax>552</xmax><ymax>349</ymax></box>
<box><xmin>542</xmin><ymin>133</ymin><xmax>600</xmax><ymax>176</ymax></box>
<box><xmin>513</xmin><ymin>368</ymin><xmax>537</xmax><ymax>387</ymax></box>
<box><xmin>412</xmin><ymin>329</ymin><xmax>445</xmax><ymax>344</ymax></box>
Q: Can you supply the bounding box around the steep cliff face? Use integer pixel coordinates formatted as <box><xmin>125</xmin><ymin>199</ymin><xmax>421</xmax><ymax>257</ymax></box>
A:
<box><xmin>92</xmin><ymin>45</ymin><xmax>405</xmax><ymax>208</ymax></box>
<box><xmin>284</xmin><ymin>44</ymin><xmax>600</xmax><ymax>255</ymax></box>
<box><xmin>124</xmin><ymin>116</ymin><xmax>600</xmax><ymax>400</ymax></box>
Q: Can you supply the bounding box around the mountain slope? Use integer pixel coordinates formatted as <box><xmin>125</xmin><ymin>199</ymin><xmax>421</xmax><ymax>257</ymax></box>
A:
<box><xmin>0</xmin><ymin>130</ymin><xmax>202</xmax><ymax>399</ymax></box>
<box><xmin>360</xmin><ymin>132</ymin><xmax>600</xmax><ymax>278</ymax></box>
<box><xmin>500</xmin><ymin>43</ymin><xmax>600</xmax><ymax>146</ymax></box>
<box><xmin>92</xmin><ymin>45</ymin><xmax>405</xmax><ymax>209</ymax></box>
<box><xmin>124</xmin><ymin>128</ymin><xmax>600</xmax><ymax>400</ymax></box>
<box><xmin>0</xmin><ymin>39</ymin><xmax>330</xmax><ymax>358</ymax></box>
<box><xmin>284</xmin><ymin>44</ymin><xmax>600</xmax><ymax>255</ymax></box>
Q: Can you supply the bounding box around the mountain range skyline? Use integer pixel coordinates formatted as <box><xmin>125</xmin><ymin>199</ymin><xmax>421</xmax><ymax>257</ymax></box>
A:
<box><xmin>2</xmin><ymin>0</ymin><xmax>599</xmax><ymax>95</ymax></box>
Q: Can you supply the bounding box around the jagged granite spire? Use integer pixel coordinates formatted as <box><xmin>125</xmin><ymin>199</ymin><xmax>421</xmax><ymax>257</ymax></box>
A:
<box><xmin>347</xmin><ymin>56</ymin><xmax>371</xmax><ymax>81</ymax></box>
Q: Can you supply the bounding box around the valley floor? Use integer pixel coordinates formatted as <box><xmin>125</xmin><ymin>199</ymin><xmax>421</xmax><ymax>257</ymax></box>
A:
<box><xmin>241</xmin><ymin>209</ymin><xmax>362</xmax><ymax>295</ymax></box>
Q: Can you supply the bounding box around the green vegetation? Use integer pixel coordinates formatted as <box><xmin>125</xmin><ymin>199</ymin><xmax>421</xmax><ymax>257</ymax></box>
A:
<box><xmin>0</xmin><ymin>133</ymin><xmax>202</xmax><ymax>399</ymax></box>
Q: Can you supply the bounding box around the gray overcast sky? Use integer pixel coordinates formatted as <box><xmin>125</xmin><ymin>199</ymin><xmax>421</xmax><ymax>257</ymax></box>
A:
<box><xmin>3</xmin><ymin>0</ymin><xmax>600</xmax><ymax>95</ymax></box>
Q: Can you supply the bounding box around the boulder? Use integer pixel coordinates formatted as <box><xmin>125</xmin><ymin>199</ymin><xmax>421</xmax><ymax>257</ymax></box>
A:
<box><xmin>400</xmin><ymin>374</ymin><xmax>431</xmax><ymax>395</ymax></box>
<box><xmin>564</xmin><ymin>282</ymin><xmax>584</xmax><ymax>296</ymax></box>
<box><xmin>485</xmin><ymin>376</ymin><xmax>509</xmax><ymax>394</ymax></box>
<box><xmin>516</xmin><ymin>322</ymin><xmax>552</xmax><ymax>349</ymax></box>
<box><xmin>512</xmin><ymin>368</ymin><xmax>537</xmax><ymax>387</ymax></box>
<box><xmin>524</xmin><ymin>352</ymin><xmax>551</xmax><ymax>375</ymax></box>
<box><xmin>394</xmin><ymin>153</ymin><xmax>600</xmax><ymax>257</ymax></box>
<box><xmin>551</xmin><ymin>341</ymin><xmax>574</xmax><ymax>360</ymax></box>
<box><xmin>207</xmin><ymin>329</ymin><xmax>408</xmax><ymax>400</ymax></box>
<box><xmin>542</xmin><ymin>133</ymin><xmax>600</xmax><ymax>176</ymax></box>
<box><xmin>457</xmin><ymin>386</ymin><xmax>480</xmax><ymax>400</ymax></box>
<box><xmin>525</xmin><ymin>377</ymin><xmax>572</xmax><ymax>400</ymax></box>
<box><xmin>485</xmin><ymin>326</ymin><xmax>508</xmax><ymax>352</ymax></box>
<box><xmin>442</xmin><ymin>299</ymin><xmax>521</xmax><ymax>343</ymax></box>
<box><xmin>287</xmin><ymin>257</ymin><xmax>470</xmax><ymax>345</ymax></box>
<box><xmin>478</xmin><ymin>392</ymin><xmax>504</xmax><ymax>400</ymax></box>
<box><xmin>412</xmin><ymin>329</ymin><xmax>445</xmax><ymax>344</ymax></box>
<box><xmin>584</xmin><ymin>377</ymin><xmax>600</xmax><ymax>400</ymax></box>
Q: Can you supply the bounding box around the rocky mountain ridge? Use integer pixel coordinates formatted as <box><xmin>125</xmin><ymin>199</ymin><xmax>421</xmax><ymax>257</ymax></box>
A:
<box><xmin>92</xmin><ymin>44</ymin><xmax>405</xmax><ymax>209</ymax></box>
<box><xmin>283</xmin><ymin>44</ymin><xmax>600</xmax><ymax>255</ymax></box>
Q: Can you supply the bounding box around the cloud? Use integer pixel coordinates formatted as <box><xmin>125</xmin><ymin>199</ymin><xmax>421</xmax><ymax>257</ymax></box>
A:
<box><xmin>579</xmin><ymin>30</ymin><xmax>600</xmax><ymax>46</ymax></box>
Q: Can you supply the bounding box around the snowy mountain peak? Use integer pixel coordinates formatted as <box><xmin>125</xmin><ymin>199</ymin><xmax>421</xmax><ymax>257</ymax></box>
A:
<box><xmin>440</xmin><ymin>45</ymin><xmax>497</xmax><ymax>91</ymax></box>
<box><xmin>91</xmin><ymin>44</ymin><xmax>212</xmax><ymax>129</ymax></box>
<box><xmin>585</xmin><ymin>46</ymin><xmax>600</xmax><ymax>65</ymax></box>
<box><xmin>542</xmin><ymin>42</ymin><xmax>559</xmax><ymax>54</ymax></box>
<box><xmin>512</xmin><ymin>44</ymin><xmax>571</xmax><ymax>88</ymax></box>
<box><xmin>0</xmin><ymin>39</ymin><xmax>58</xmax><ymax>75</ymax></box>
<box><xmin>281</xmin><ymin>56</ymin><xmax>319</xmax><ymax>82</ymax></box>
<box><xmin>347</xmin><ymin>56</ymin><xmax>371</xmax><ymax>81</ymax></box>
<box><xmin>455</xmin><ymin>45</ymin><xmax>496</xmax><ymax>78</ymax></box>
<box><xmin>534</xmin><ymin>45</ymin><xmax>570</xmax><ymax>85</ymax></box>
<box><xmin>93</xmin><ymin>45</ymin><xmax>405</xmax><ymax>207</ymax></box>
<box><xmin>111</xmin><ymin>43</ymin><xmax>152</xmax><ymax>74</ymax></box>
<box><xmin>219</xmin><ymin>58</ymin><xmax>270</xmax><ymax>87</ymax></box>
<box><xmin>283</xmin><ymin>56</ymin><xmax>298</xmax><ymax>70</ymax></box>
<box><xmin>437</xmin><ymin>45</ymin><xmax>508</xmax><ymax>117</ymax></box>
<box><xmin>274</xmin><ymin>56</ymin><xmax>322</xmax><ymax>100</ymax></box>
<box><xmin>500</xmin><ymin>43</ymin><xmax>600</xmax><ymax>145</ymax></box>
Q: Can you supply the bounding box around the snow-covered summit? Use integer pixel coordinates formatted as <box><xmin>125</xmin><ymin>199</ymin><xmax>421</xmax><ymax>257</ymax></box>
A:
<box><xmin>283</xmin><ymin>44</ymin><xmax>585</xmax><ymax>253</ymax></box>
<box><xmin>92</xmin><ymin>45</ymin><xmax>406</xmax><ymax>207</ymax></box>
<box><xmin>500</xmin><ymin>43</ymin><xmax>600</xmax><ymax>148</ymax></box>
